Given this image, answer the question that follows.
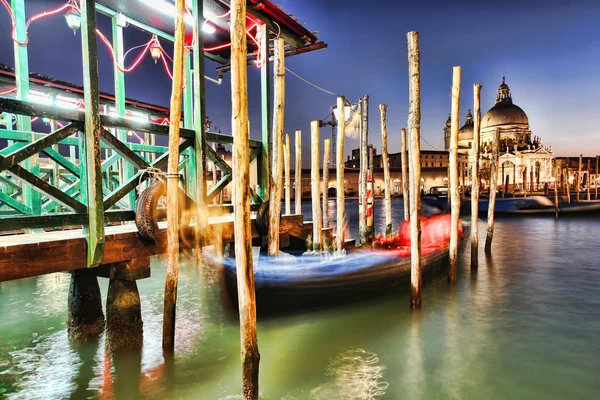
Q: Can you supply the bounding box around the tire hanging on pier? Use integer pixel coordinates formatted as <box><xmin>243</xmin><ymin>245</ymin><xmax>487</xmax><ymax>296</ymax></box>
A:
<box><xmin>135</xmin><ymin>181</ymin><xmax>189</xmax><ymax>241</ymax></box>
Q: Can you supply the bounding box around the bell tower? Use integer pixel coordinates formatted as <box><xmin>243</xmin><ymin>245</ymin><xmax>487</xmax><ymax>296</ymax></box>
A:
<box><xmin>495</xmin><ymin>76</ymin><xmax>512</xmax><ymax>104</ymax></box>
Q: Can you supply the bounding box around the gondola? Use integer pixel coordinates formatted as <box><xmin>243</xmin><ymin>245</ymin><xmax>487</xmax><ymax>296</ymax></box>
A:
<box><xmin>222</xmin><ymin>215</ymin><xmax>469</xmax><ymax>315</ymax></box>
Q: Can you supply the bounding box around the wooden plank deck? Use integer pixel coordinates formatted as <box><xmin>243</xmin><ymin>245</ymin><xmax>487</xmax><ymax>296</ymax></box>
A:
<box><xmin>0</xmin><ymin>214</ymin><xmax>309</xmax><ymax>282</ymax></box>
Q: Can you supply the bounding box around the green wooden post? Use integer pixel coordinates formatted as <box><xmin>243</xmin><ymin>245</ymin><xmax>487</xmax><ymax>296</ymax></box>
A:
<box><xmin>1</xmin><ymin>113</ymin><xmax>14</xmax><ymax>197</ymax></box>
<box><xmin>258</xmin><ymin>23</ymin><xmax>271</xmax><ymax>201</ymax></box>
<box><xmin>183</xmin><ymin>49</ymin><xmax>195</xmax><ymax>195</ymax></box>
<box><xmin>12</xmin><ymin>0</ymin><xmax>40</xmax><ymax>217</ymax></box>
<box><xmin>49</xmin><ymin>93</ymin><xmax>61</xmax><ymax>213</ymax></box>
<box><xmin>192</xmin><ymin>0</ymin><xmax>207</xmax><ymax>206</ymax></box>
<box><xmin>80</xmin><ymin>0</ymin><xmax>105</xmax><ymax>266</ymax></box>
<box><xmin>112</xmin><ymin>16</ymin><xmax>135</xmax><ymax>209</ymax></box>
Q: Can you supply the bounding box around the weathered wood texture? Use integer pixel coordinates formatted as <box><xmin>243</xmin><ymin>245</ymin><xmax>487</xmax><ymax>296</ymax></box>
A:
<box><xmin>336</xmin><ymin>96</ymin><xmax>346</xmax><ymax>252</ymax></box>
<box><xmin>407</xmin><ymin>31</ymin><xmax>422</xmax><ymax>310</ymax></box>
<box><xmin>311</xmin><ymin>121</ymin><xmax>322</xmax><ymax>250</ymax></box>
<box><xmin>323</xmin><ymin>139</ymin><xmax>331</xmax><ymax>229</ymax></box>
<box><xmin>596</xmin><ymin>155</ymin><xmax>599</xmax><ymax>200</ymax></box>
<box><xmin>448</xmin><ymin>66</ymin><xmax>461</xmax><ymax>283</ymax></box>
<box><xmin>565</xmin><ymin>158</ymin><xmax>570</xmax><ymax>203</ymax></box>
<box><xmin>380</xmin><ymin>104</ymin><xmax>392</xmax><ymax>235</ymax></box>
<box><xmin>268</xmin><ymin>37</ymin><xmax>285</xmax><ymax>256</ymax></box>
<box><xmin>471</xmin><ymin>83</ymin><xmax>482</xmax><ymax>269</ymax></box>
<box><xmin>231</xmin><ymin>0</ymin><xmax>260</xmax><ymax>397</ymax></box>
<box><xmin>485</xmin><ymin>128</ymin><xmax>500</xmax><ymax>252</ymax></box>
<box><xmin>587</xmin><ymin>159</ymin><xmax>591</xmax><ymax>201</ymax></box>
<box><xmin>554</xmin><ymin>162</ymin><xmax>559</xmax><ymax>218</ymax></box>
<box><xmin>367</xmin><ymin>147</ymin><xmax>374</xmax><ymax>241</ymax></box>
<box><xmin>284</xmin><ymin>133</ymin><xmax>291</xmax><ymax>215</ymax></box>
<box><xmin>162</xmin><ymin>0</ymin><xmax>186</xmax><ymax>354</ymax></box>
<box><xmin>295</xmin><ymin>130</ymin><xmax>302</xmax><ymax>214</ymax></box>
<box><xmin>401</xmin><ymin>128</ymin><xmax>409</xmax><ymax>221</ymax></box>
<box><xmin>359</xmin><ymin>97</ymin><xmax>368</xmax><ymax>245</ymax></box>
<box><xmin>576</xmin><ymin>154</ymin><xmax>582</xmax><ymax>202</ymax></box>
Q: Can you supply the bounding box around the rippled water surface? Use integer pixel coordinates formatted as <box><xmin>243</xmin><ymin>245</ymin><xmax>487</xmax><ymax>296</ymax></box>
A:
<box><xmin>1</xmin><ymin>199</ymin><xmax>600</xmax><ymax>399</ymax></box>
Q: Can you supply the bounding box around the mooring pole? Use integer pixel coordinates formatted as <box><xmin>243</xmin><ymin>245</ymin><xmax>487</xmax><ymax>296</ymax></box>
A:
<box><xmin>212</xmin><ymin>143</ymin><xmax>218</xmax><ymax>205</ymax></box>
<box><xmin>471</xmin><ymin>83</ymin><xmax>482</xmax><ymax>269</ymax></box>
<box><xmin>295</xmin><ymin>130</ymin><xmax>302</xmax><ymax>214</ymax></box>
<box><xmin>407</xmin><ymin>31</ymin><xmax>422</xmax><ymax>309</ymax></box>
<box><xmin>162</xmin><ymin>0</ymin><xmax>186</xmax><ymax>354</ymax></box>
<box><xmin>367</xmin><ymin>147</ymin><xmax>375</xmax><ymax>241</ymax></box>
<box><xmin>359</xmin><ymin>97</ymin><xmax>368</xmax><ymax>245</ymax></box>
<box><xmin>401</xmin><ymin>128</ymin><xmax>410</xmax><ymax>221</ymax></box>
<box><xmin>231</xmin><ymin>0</ymin><xmax>259</xmax><ymax>396</ymax></box>
<box><xmin>577</xmin><ymin>154</ymin><xmax>582</xmax><ymax>202</ymax></box>
<box><xmin>448</xmin><ymin>66</ymin><xmax>461</xmax><ymax>283</ymax></box>
<box><xmin>501</xmin><ymin>162</ymin><xmax>505</xmax><ymax>197</ymax></box>
<box><xmin>554</xmin><ymin>161</ymin><xmax>559</xmax><ymax>219</ymax></box>
<box><xmin>594</xmin><ymin>156</ymin><xmax>600</xmax><ymax>200</ymax></box>
<box><xmin>311</xmin><ymin>121</ymin><xmax>322</xmax><ymax>251</ymax></box>
<box><xmin>268</xmin><ymin>37</ymin><xmax>285</xmax><ymax>256</ymax></box>
<box><xmin>523</xmin><ymin>166</ymin><xmax>527</xmax><ymax>198</ymax></box>
<box><xmin>380</xmin><ymin>104</ymin><xmax>392</xmax><ymax>236</ymax></box>
<box><xmin>284</xmin><ymin>133</ymin><xmax>291</xmax><ymax>215</ymax></box>
<box><xmin>587</xmin><ymin>159</ymin><xmax>591</xmax><ymax>201</ymax></box>
<box><xmin>336</xmin><ymin>96</ymin><xmax>346</xmax><ymax>252</ymax></box>
<box><xmin>323</xmin><ymin>139</ymin><xmax>331</xmax><ymax>229</ymax></box>
<box><xmin>485</xmin><ymin>128</ymin><xmax>500</xmax><ymax>253</ymax></box>
<box><xmin>565</xmin><ymin>158</ymin><xmax>570</xmax><ymax>203</ymax></box>
<box><xmin>513</xmin><ymin>163</ymin><xmax>516</xmax><ymax>198</ymax></box>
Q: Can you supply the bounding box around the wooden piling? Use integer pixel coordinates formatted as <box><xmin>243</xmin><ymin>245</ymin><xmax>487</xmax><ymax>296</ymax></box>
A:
<box><xmin>407</xmin><ymin>31</ymin><xmax>422</xmax><ymax>309</ymax></box>
<box><xmin>323</xmin><ymin>139</ymin><xmax>331</xmax><ymax>229</ymax></box>
<box><xmin>367</xmin><ymin>147</ymin><xmax>375</xmax><ymax>241</ymax></box>
<box><xmin>485</xmin><ymin>128</ymin><xmax>500</xmax><ymax>253</ymax></box>
<box><xmin>401</xmin><ymin>128</ymin><xmax>410</xmax><ymax>221</ymax></box>
<box><xmin>380</xmin><ymin>104</ymin><xmax>392</xmax><ymax>235</ymax></box>
<box><xmin>554</xmin><ymin>161</ymin><xmax>559</xmax><ymax>219</ymax></box>
<box><xmin>268</xmin><ymin>37</ymin><xmax>285</xmax><ymax>256</ymax></box>
<box><xmin>594</xmin><ymin>156</ymin><xmax>600</xmax><ymax>200</ymax></box>
<box><xmin>513</xmin><ymin>164</ymin><xmax>516</xmax><ymax>198</ymax></box>
<box><xmin>359</xmin><ymin>97</ymin><xmax>368</xmax><ymax>245</ymax></box>
<box><xmin>311</xmin><ymin>121</ymin><xmax>322</xmax><ymax>251</ymax></box>
<box><xmin>501</xmin><ymin>162</ymin><xmax>505</xmax><ymax>197</ymax></box>
<box><xmin>284</xmin><ymin>133</ymin><xmax>291</xmax><ymax>215</ymax></box>
<box><xmin>523</xmin><ymin>166</ymin><xmax>527</xmax><ymax>197</ymax></box>
<box><xmin>577</xmin><ymin>154</ymin><xmax>582</xmax><ymax>202</ymax></box>
<box><xmin>212</xmin><ymin>143</ymin><xmax>218</xmax><ymax>205</ymax></box>
<box><xmin>448</xmin><ymin>66</ymin><xmax>461</xmax><ymax>283</ymax></box>
<box><xmin>471</xmin><ymin>83</ymin><xmax>482</xmax><ymax>269</ymax></box>
<box><xmin>587</xmin><ymin>159</ymin><xmax>591</xmax><ymax>201</ymax></box>
<box><xmin>162</xmin><ymin>0</ymin><xmax>186</xmax><ymax>354</ymax></box>
<box><xmin>295</xmin><ymin>130</ymin><xmax>302</xmax><ymax>215</ymax></box>
<box><xmin>336</xmin><ymin>96</ymin><xmax>346</xmax><ymax>252</ymax></box>
<box><xmin>565</xmin><ymin>158</ymin><xmax>570</xmax><ymax>203</ymax></box>
<box><xmin>231</xmin><ymin>0</ymin><xmax>260</xmax><ymax>396</ymax></box>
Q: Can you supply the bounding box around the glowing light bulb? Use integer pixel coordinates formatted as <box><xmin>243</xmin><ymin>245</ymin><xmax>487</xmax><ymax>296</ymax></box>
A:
<box><xmin>64</xmin><ymin>8</ymin><xmax>81</xmax><ymax>34</ymax></box>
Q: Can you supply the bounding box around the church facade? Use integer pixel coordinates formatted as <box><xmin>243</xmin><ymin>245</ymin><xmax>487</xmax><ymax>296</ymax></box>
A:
<box><xmin>444</xmin><ymin>78</ymin><xmax>554</xmax><ymax>191</ymax></box>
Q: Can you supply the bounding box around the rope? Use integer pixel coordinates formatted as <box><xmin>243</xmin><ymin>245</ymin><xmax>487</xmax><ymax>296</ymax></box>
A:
<box><xmin>285</xmin><ymin>67</ymin><xmax>340</xmax><ymax>96</ymax></box>
<box><xmin>420</xmin><ymin>136</ymin><xmax>446</xmax><ymax>152</ymax></box>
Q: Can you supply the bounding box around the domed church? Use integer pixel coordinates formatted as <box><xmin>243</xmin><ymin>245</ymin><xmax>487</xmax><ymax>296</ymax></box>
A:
<box><xmin>444</xmin><ymin>77</ymin><xmax>554</xmax><ymax>191</ymax></box>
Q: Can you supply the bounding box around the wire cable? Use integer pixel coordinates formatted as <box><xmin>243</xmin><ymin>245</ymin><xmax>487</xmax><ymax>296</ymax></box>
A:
<box><xmin>285</xmin><ymin>67</ymin><xmax>340</xmax><ymax>96</ymax></box>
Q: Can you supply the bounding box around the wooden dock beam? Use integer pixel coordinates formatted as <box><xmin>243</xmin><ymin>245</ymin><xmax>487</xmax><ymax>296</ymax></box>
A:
<box><xmin>401</xmin><ymin>128</ymin><xmax>409</xmax><ymax>221</ymax></box>
<box><xmin>336</xmin><ymin>96</ymin><xmax>346</xmax><ymax>252</ymax></box>
<box><xmin>311</xmin><ymin>121</ymin><xmax>322</xmax><ymax>250</ymax></box>
<box><xmin>485</xmin><ymin>128</ymin><xmax>500</xmax><ymax>253</ymax></box>
<box><xmin>471</xmin><ymin>83</ymin><xmax>482</xmax><ymax>269</ymax></box>
<box><xmin>448</xmin><ymin>66</ymin><xmax>461</xmax><ymax>283</ymax></box>
<box><xmin>407</xmin><ymin>31</ymin><xmax>422</xmax><ymax>309</ymax></box>
<box><xmin>268</xmin><ymin>37</ymin><xmax>285</xmax><ymax>256</ymax></box>
<box><xmin>380</xmin><ymin>104</ymin><xmax>392</xmax><ymax>235</ymax></box>
<box><xmin>162</xmin><ymin>0</ymin><xmax>186</xmax><ymax>354</ymax></box>
<box><xmin>231</xmin><ymin>0</ymin><xmax>260</xmax><ymax>396</ymax></box>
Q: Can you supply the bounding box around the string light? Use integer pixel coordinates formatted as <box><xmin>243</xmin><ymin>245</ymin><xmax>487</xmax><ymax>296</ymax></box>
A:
<box><xmin>149</xmin><ymin>35</ymin><xmax>162</xmax><ymax>63</ymax></box>
<box><xmin>0</xmin><ymin>87</ymin><xmax>17</xmax><ymax>96</ymax></box>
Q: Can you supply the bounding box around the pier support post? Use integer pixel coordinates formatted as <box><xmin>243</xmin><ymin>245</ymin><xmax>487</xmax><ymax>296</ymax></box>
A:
<box><xmin>565</xmin><ymin>158</ymin><xmax>571</xmax><ymax>203</ymax></box>
<box><xmin>407</xmin><ymin>31</ymin><xmax>422</xmax><ymax>309</ymax></box>
<box><xmin>311</xmin><ymin>121</ymin><xmax>322</xmax><ymax>251</ymax></box>
<box><xmin>284</xmin><ymin>133</ymin><xmax>291</xmax><ymax>215</ymax></box>
<box><xmin>401</xmin><ymin>128</ymin><xmax>410</xmax><ymax>221</ymax></box>
<box><xmin>513</xmin><ymin>164</ymin><xmax>516</xmax><ymax>198</ymax></box>
<box><xmin>268</xmin><ymin>37</ymin><xmax>285</xmax><ymax>256</ymax></box>
<box><xmin>106</xmin><ymin>278</ymin><xmax>143</xmax><ymax>350</ymax></box>
<box><xmin>448</xmin><ymin>66</ymin><xmax>461</xmax><ymax>283</ymax></box>
<box><xmin>523</xmin><ymin>167</ymin><xmax>527</xmax><ymax>197</ymax></box>
<box><xmin>501</xmin><ymin>162</ymin><xmax>505</xmax><ymax>197</ymax></box>
<box><xmin>485</xmin><ymin>128</ymin><xmax>500</xmax><ymax>252</ymax></box>
<box><xmin>295</xmin><ymin>131</ymin><xmax>302</xmax><ymax>215</ymax></box>
<box><xmin>359</xmin><ymin>97</ymin><xmax>368</xmax><ymax>245</ymax></box>
<box><xmin>232</xmin><ymin>0</ymin><xmax>260</xmax><ymax>396</ymax></box>
<box><xmin>367</xmin><ymin>147</ymin><xmax>375</xmax><ymax>241</ymax></box>
<box><xmin>471</xmin><ymin>83</ymin><xmax>482</xmax><ymax>269</ymax></box>
<box><xmin>380</xmin><ymin>104</ymin><xmax>392</xmax><ymax>235</ymax></box>
<box><xmin>577</xmin><ymin>154</ymin><xmax>582</xmax><ymax>202</ymax></box>
<box><xmin>323</xmin><ymin>139</ymin><xmax>331</xmax><ymax>229</ymax></box>
<box><xmin>587</xmin><ymin>159</ymin><xmax>591</xmax><ymax>201</ymax></box>
<box><xmin>162</xmin><ymin>0</ymin><xmax>186</xmax><ymax>354</ymax></box>
<box><xmin>596</xmin><ymin>155</ymin><xmax>598</xmax><ymax>200</ymax></box>
<box><xmin>554</xmin><ymin>161</ymin><xmax>559</xmax><ymax>219</ymax></box>
<box><xmin>68</xmin><ymin>272</ymin><xmax>105</xmax><ymax>341</ymax></box>
<box><xmin>336</xmin><ymin>96</ymin><xmax>346</xmax><ymax>252</ymax></box>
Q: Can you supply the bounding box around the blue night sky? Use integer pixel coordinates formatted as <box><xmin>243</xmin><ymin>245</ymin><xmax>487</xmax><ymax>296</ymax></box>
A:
<box><xmin>1</xmin><ymin>0</ymin><xmax>599</xmax><ymax>164</ymax></box>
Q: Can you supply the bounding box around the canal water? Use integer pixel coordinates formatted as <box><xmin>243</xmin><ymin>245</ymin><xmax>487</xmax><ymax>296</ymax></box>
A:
<box><xmin>1</xmin><ymin>198</ymin><xmax>600</xmax><ymax>399</ymax></box>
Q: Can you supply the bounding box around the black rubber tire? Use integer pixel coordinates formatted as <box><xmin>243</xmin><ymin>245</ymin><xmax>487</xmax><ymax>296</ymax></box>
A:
<box><xmin>135</xmin><ymin>181</ymin><xmax>166</xmax><ymax>241</ymax></box>
<box><xmin>255</xmin><ymin>200</ymin><xmax>269</xmax><ymax>235</ymax></box>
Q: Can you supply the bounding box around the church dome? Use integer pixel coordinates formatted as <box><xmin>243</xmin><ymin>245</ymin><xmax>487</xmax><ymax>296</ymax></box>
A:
<box><xmin>459</xmin><ymin>109</ymin><xmax>474</xmax><ymax>140</ymax></box>
<box><xmin>482</xmin><ymin>77</ymin><xmax>529</xmax><ymax>129</ymax></box>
